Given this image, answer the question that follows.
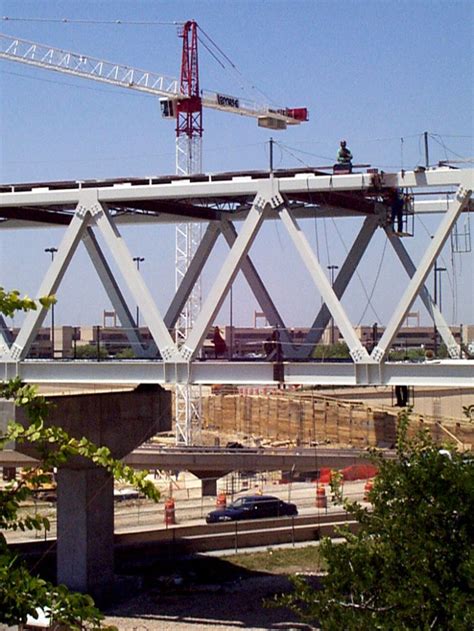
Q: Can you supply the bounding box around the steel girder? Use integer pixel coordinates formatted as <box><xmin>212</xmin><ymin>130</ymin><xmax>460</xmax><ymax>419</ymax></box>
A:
<box><xmin>0</xmin><ymin>168</ymin><xmax>472</xmax><ymax>387</ymax></box>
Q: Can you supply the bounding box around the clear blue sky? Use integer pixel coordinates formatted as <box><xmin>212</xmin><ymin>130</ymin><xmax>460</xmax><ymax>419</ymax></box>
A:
<box><xmin>0</xmin><ymin>0</ymin><xmax>472</xmax><ymax>332</ymax></box>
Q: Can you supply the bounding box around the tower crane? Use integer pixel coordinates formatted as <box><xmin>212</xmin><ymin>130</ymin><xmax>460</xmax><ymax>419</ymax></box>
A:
<box><xmin>0</xmin><ymin>23</ymin><xmax>308</xmax><ymax>445</ymax></box>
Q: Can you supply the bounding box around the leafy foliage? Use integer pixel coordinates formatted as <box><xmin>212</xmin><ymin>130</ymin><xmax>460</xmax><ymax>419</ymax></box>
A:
<box><xmin>0</xmin><ymin>286</ymin><xmax>56</xmax><ymax>318</ymax></box>
<box><xmin>74</xmin><ymin>344</ymin><xmax>108</xmax><ymax>359</ymax></box>
<box><xmin>0</xmin><ymin>289</ymin><xmax>159</xmax><ymax>628</ymax></box>
<box><xmin>274</xmin><ymin>410</ymin><xmax>474</xmax><ymax>630</ymax></box>
<box><xmin>312</xmin><ymin>342</ymin><xmax>350</xmax><ymax>359</ymax></box>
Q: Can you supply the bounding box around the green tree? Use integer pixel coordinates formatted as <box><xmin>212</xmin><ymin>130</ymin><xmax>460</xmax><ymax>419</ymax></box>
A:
<box><xmin>0</xmin><ymin>287</ymin><xmax>159</xmax><ymax>629</ymax></box>
<box><xmin>74</xmin><ymin>343</ymin><xmax>108</xmax><ymax>359</ymax></box>
<box><xmin>312</xmin><ymin>342</ymin><xmax>350</xmax><ymax>360</ymax></box>
<box><xmin>275</xmin><ymin>409</ymin><xmax>474</xmax><ymax>630</ymax></box>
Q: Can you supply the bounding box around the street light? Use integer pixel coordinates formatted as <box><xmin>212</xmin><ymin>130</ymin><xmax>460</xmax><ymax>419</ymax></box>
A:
<box><xmin>44</xmin><ymin>247</ymin><xmax>58</xmax><ymax>358</ymax></box>
<box><xmin>132</xmin><ymin>256</ymin><xmax>145</xmax><ymax>327</ymax></box>
<box><xmin>327</xmin><ymin>265</ymin><xmax>339</xmax><ymax>345</ymax></box>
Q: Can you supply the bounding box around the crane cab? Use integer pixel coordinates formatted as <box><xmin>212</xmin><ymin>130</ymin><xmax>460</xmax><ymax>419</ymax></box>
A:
<box><xmin>160</xmin><ymin>98</ymin><xmax>177</xmax><ymax>119</ymax></box>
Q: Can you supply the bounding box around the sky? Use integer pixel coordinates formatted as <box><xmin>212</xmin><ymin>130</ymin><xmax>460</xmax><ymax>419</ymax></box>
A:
<box><xmin>0</xmin><ymin>0</ymin><xmax>473</xmax><ymax>334</ymax></box>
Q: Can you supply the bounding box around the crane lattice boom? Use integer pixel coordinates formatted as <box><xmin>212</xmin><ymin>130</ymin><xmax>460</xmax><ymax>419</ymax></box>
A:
<box><xmin>0</xmin><ymin>32</ymin><xmax>308</xmax><ymax>128</ymax></box>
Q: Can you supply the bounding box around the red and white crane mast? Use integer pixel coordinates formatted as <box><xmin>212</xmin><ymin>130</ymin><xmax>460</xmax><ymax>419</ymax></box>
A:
<box><xmin>176</xmin><ymin>20</ymin><xmax>203</xmax><ymax>176</ymax></box>
<box><xmin>0</xmin><ymin>24</ymin><xmax>308</xmax><ymax>445</ymax></box>
<box><xmin>174</xmin><ymin>21</ymin><xmax>203</xmax><ymax>445</ymax></box>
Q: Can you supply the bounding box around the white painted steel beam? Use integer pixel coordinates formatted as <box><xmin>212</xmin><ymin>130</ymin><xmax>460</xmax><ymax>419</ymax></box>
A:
<box><xmin>2</xmin><ymin>358</ymin><xmax>472</xmax><ymax>388</ymax></box>
<box><xmin>279</xmin><ymin>203</ymin><xmax>371</xmax><ymax>363</ymax></box>
<box><xmin>295</xmin><ymin>214</ymin><xmax>379</xmax><ymax>358</ymax></box>
<box><xmin>372</xmin><ymin>182</ymin><xmax>472</xmax><ymax>361</ymax></box>
<box><xmin>8</xmin><ymin>204</ymin><xmax>91</xmax><ymax>360</ymax></box>
<box><xmin>2</xmin><ymin>168</ymin><xmax>471</xmax><ymax>208</ymax></box>
<box><xmin>90</xmin><ymin>197</ymin><xmax>181</xmax><ymax>362</ymax></box>
<box><xmin>181</xmin><ymin>183</ymin><xmax>282</xmax><ymax>360</ymax></box>
<box><xmin>164</xmin><ymin>222</ymin><xmax>220</xmax><ymax>329</ymax></box>
<box><xmin>82</xmin><ymin>228</ymin><xmax>153</xmax><ymax>358</ymax></box>
<box><xmin>219</xmin><ymin>217</ymin><xmax>293</xmax><ymax>349</ymax></box>
<box><xmin>385</xmin><ymin>228</ymin><xmax>460</xmax><ymax>358</ymax></box>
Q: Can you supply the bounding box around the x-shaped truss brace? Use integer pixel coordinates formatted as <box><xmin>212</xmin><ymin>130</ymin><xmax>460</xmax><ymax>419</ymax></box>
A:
<box><xmin>2</xmin><ymin>179</ymin><xmax>471</xmax><ymax>366</ymax></box>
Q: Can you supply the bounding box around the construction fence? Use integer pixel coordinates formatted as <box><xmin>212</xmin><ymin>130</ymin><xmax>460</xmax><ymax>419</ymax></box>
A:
<box><xmin>202</xmin><ymin>391</ymin><xmax>473</xmax><ymax>449</ymax></box>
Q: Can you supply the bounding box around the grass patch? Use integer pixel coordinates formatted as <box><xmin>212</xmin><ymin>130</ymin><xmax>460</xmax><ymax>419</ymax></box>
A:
<box><xmin>223</xmin><ymin>545</ymin><xmax>326</xmax><ymax>574</ymax></box>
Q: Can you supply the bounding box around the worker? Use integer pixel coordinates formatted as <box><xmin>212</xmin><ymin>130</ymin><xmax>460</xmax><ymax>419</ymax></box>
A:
<box><xmin>395</xmin><ymin>385</ymin><xmax>409</xmax><ymax>407</ymax></box>
<box><xmin>264</xmin><ymin>329</ymin><xmax>283</xmax><ymax>361</ymax></box>
<box><xmin>212</xmin><ymin>326</ymin><xmax>227</xmax><ymax>359</ymax></box>
<box><xmin>337</xmin><ymin>140</ymin><xmax>353</xmax><ymax>166</ymax></box>
<box><xmin>390</xmin><ymin>189</ymin><xmax>404</xmax><ymax>234</ymax></box>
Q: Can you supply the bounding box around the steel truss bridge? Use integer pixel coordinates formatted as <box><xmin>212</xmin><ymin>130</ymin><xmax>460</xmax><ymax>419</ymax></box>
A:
<box><xmin>0</xmin><ymin>166</ymin><xmax>472</xmax><ymax>388</ymax></box>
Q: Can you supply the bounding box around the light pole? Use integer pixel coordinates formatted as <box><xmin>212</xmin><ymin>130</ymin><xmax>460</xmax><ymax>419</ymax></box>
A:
<box><xmin>327</xmin><ymin>265</ymin><xmax>339</xmax><ymax>344</ymax></box>
<box><xmin>433</xmin><ymin>263</ymin><xmax>447</xmax><ymax>355</ymax></box>
<box><xmin>132</xmin><ymin>256</ymin><xmax>145</xmax><ymax>328</ymax></box>
<box><xmin>44</xmin><ymin>247</ymin><xmax>58</xmax><ymax>358</ymax></box>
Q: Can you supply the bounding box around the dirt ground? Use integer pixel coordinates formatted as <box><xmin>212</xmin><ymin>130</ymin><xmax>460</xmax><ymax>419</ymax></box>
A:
<box><xmin>103</xmin><ymin>574</ymin><xmax>318</xmax><ymax>630</ymax></box>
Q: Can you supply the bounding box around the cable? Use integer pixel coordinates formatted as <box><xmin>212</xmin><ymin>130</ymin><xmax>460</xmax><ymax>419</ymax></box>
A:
<box><xmin>198</xmin><ymin>25</ymin><xmax>276</xmax><ymax>105</ymax></box>
<box><xmin>356</xmin><ymin>237</ymin><xmax>387</xmax><ymax>326</ymax></box>
<box><xmin>430</xmin><ymin>133</ymin><xmax>474</xmax><ymax>163</ymax></box>
<box><xmin>278</xmin><ymin>142</ymin><xmax>334</xmax><ymax>164</ymax></box>
<box><xmin>277</xmin><ymin>142</ymin><xmax>313</xmax><ymax>168</ymax></box>
<box><xmin>2</xmin><ymin>16</ymin><xmax>182</xmax><ymax>25</ymax></box>
<box><xmin>0</xmin><ymin>68</ymin><xmax>153</xmax><ymax>98</ymax></box>
<box><xmin>329</xmin><ymin>217</ymin><xmax>383</xmax><ymax>324</ymax></box>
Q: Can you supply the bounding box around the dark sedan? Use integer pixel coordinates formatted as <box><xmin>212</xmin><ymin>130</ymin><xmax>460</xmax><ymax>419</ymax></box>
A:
<box><xmin>206</xmin><ymin>494</ymin><xmax>298</xmax><ymax>523</ymax></box>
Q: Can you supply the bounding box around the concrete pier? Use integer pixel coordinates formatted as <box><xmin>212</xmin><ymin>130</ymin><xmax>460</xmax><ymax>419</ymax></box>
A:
<box><xmin>1</xmin><ymin>384</ymin><xmax>171</xmax><ymax>602</ymax></box>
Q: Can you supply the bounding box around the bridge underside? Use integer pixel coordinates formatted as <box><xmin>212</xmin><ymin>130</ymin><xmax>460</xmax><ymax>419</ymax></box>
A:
<box><xmin>0</xmin><ymin>166</ymin><xmax>472</xmax><ymax>387</ymax></box>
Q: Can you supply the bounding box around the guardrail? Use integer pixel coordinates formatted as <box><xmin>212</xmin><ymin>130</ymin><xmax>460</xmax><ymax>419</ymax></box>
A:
<box><xmin>10</xmin><ymin>512</ymin><xmax>358</xmax><ymax>565</ymax></box>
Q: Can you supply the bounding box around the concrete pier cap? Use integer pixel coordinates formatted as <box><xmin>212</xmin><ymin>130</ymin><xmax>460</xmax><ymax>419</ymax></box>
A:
<box><xmin>1</xmin><ymin>383</ymin><xmax>171</xmax><ymax>604</ymax></box>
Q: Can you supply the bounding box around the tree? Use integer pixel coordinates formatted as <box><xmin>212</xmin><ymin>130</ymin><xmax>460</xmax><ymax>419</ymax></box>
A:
<box><xmin>74</xmin><ymin>343</ymin><xmax>108</xmax><ymax>359</ymax></box>
<box><xmin>0</xmin><ymin>287</ymin><xmax>159</xmax><ymax>629</ymax></box>
<box><xmin>312</xmin><ymin>342</ymin><xmax>350</xmax><ymax>360</ymax></box>
<box><xmin>275</xmin><ymin>409</ymin><xmax>474</xmax><ymax>630</ymax></box>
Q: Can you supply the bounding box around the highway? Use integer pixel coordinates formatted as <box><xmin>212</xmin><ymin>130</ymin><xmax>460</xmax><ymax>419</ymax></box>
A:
<box><xmin>6</xmin><ymin>479</ymin><xmax>367</xmax><ymax>547</ymax></box>
<box><xmin>0</xmin><ymin>444</ymin><xmax>390</xmax><ymax>473</ymax></box>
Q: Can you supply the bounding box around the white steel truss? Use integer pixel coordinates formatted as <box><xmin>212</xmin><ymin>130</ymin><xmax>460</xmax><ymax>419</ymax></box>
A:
<box><xmin>0</xmin><ymin>167</ymin><xmax>472</xmax><ymax>389</ymax></box>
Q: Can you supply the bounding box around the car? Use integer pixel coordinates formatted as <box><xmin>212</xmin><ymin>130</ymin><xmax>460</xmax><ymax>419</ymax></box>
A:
<box><xmin>206</xmin><ymin>494</ymin><xmax>298</xmax><ymax>524</ymax></box>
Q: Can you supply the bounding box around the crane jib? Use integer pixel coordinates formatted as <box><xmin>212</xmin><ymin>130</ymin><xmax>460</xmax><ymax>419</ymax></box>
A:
<box><xmin>0</xmin><ymin>32</ymin><xmax>309</xmax><ymax>125</ymax></box>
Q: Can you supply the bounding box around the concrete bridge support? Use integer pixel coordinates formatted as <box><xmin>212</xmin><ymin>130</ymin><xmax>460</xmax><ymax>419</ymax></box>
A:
<box><xmin>2</xmin><ymin>385</ymin><xmax>171</xmax><ymax>603</ymax></box>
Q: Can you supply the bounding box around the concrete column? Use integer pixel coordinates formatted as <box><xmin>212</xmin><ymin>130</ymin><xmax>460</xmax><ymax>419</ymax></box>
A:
<box><xmin>201</xmin><ymin>476</ymin><xmax>217</xmax><ymax>497</ymax></box>
<box><xmin>3</xmin><ymin>385</ymin><xmax>172</xmax><ymax>603</ymax></box>
<box><xmin>56</xmin><ymin>467</ymin><xmax>114</xmax><ymax>604</ymax></box>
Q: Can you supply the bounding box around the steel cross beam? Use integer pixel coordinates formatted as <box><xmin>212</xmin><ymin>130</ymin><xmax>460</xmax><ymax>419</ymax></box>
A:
<box><xmin>91</xmin><ymin>199</ymin><xmax>180</xmax><ymax>362</ymax></box>
<box><xmin>164</xmin><ymin>222</ymin><xmax>221</xmax><ymax>329</ymax></box>
<box><xmin>372</xmin><ymin>181</ymin><xmax>472</xmax><ymax>361</ymax></box>
<box><xmin>219</xmin><ymin>216</ymin><xmax>293</xmax><ymax>351</ymax></box>
<box><xmin>384</xmin><ymin>228</ymin><xmax>460</xmax><ymax>358</ymax></box>
<box><xmin>294</xmin><ymin>213</ymin><xmax>380</xmax><ymax>358</ymax></box>
<box><xmin>181</xmin><ymin>182</ymin><xmax>281</xmax><ymax>360</ymax></box>
<box><xmin>82</xmin><ymin>228</ymin><xmax>152</xmax><ymax>359</ymax></box>
<box><xmin>6</xmin><ymin>204</ymin><xmax>91</xmax><ymax>361</ymax></box>
<box><xmin>278</xmin><ymin>202</ymin><xmax>371</xmax><ymax>363</ymax></box>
